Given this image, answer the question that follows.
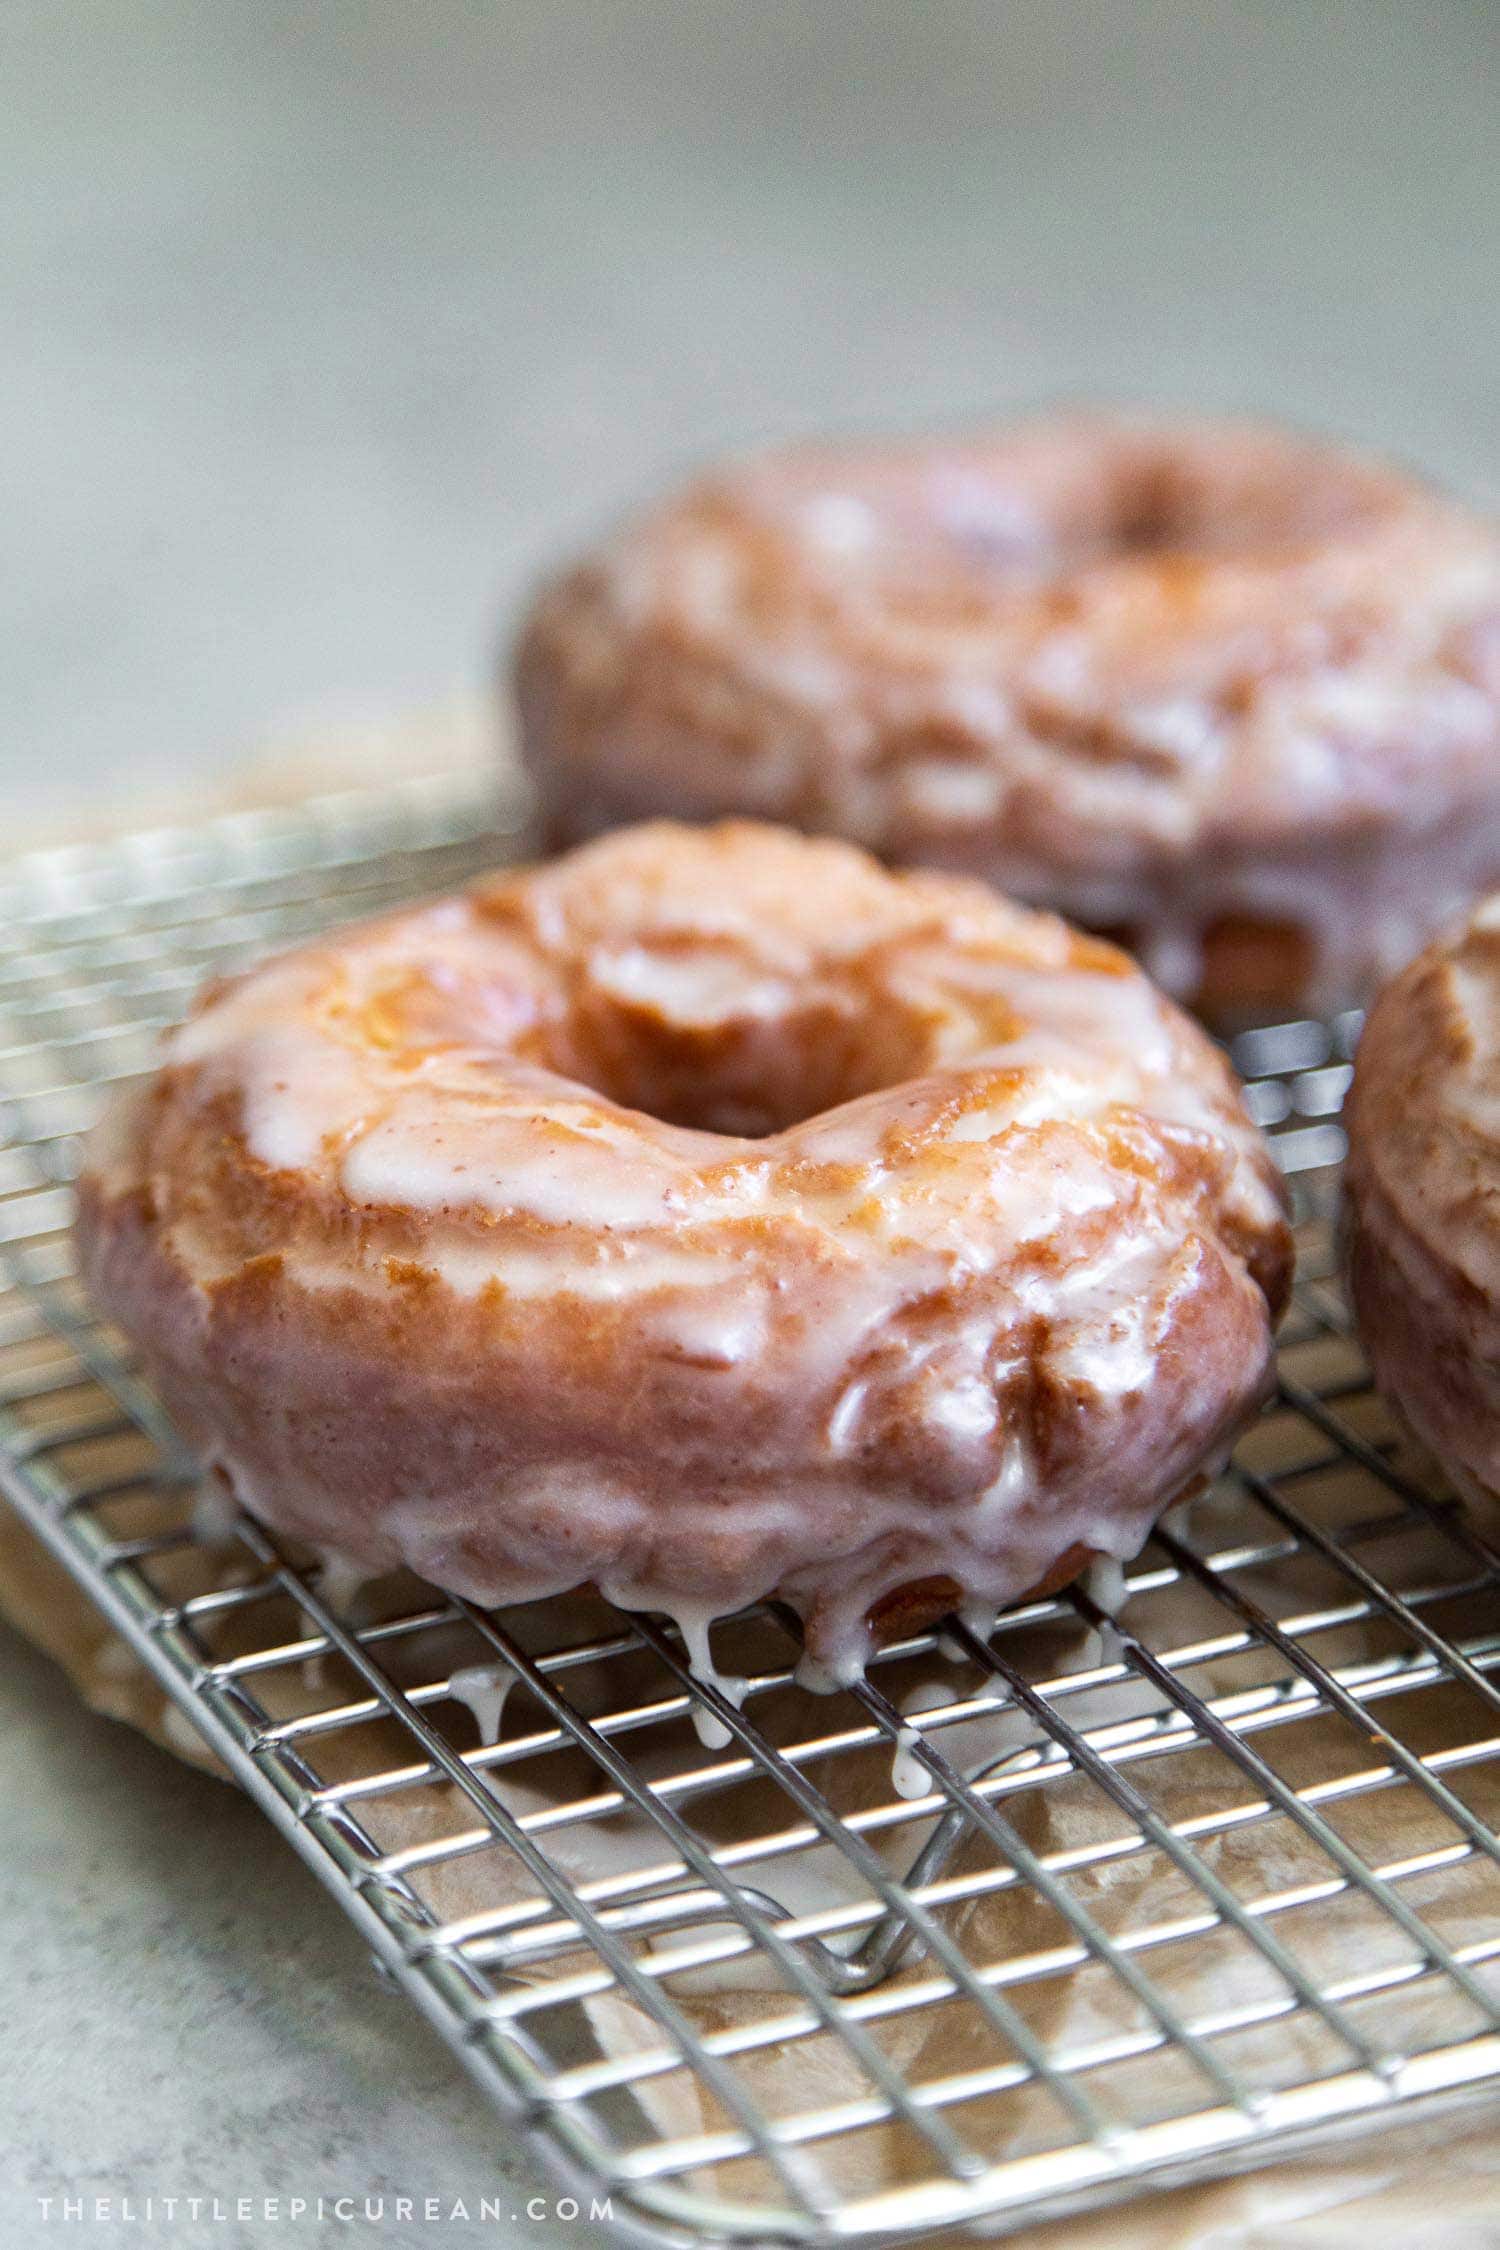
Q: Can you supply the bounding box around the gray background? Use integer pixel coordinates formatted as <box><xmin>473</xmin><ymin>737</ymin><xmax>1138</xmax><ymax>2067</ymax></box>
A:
<box><xmin>3</xmin><ymin>2</ymin><xmax>1498</xmax><ymax>2243</ymax></box>
<box><xmin>5</xmin><ymin>0</ymin><xmax>1500</xmax><ymax>823</ymax></box>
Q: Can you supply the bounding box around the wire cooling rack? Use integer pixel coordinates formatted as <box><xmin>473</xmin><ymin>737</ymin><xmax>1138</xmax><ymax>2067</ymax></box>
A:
<box><xmin>2</xmin><ymin>776</ymin><xmax>1499</xmax><ymax>2248</ymax></box>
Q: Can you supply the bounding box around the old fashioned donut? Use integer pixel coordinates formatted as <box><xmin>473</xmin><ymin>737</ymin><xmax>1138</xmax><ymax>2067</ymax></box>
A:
<box><xmin>1345</xmin><ymin>896</ymin><xmax>1500</xmax><ymax>1511</ymax></box>
<box><xmin>516</xmin><ymin>418</ymin><xmax>1500</xmax><ymax>1016</ymax></box>
<box><xmin>76</xmin><ymin>821</ymin><xmax>1290</xmax><ymax>1680</ymax></box>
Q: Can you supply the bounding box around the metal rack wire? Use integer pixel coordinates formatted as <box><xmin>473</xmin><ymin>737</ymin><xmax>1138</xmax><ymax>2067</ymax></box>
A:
<box><xmin>1</xmin><ymin>774</ymin><xmax>1498</xmax><ymax>2247</ymax></box>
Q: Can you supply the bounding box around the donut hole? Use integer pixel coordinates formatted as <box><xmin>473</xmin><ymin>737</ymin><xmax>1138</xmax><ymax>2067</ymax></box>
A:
<box><xmin>561</xmin><ymin>940</ymin><xmax>940</xmax><ymax>1137</ymax></box>
<box><xmin>930</xmin><ymin>462</ymin><xmax>1218</xmax><ymax>572</ymax></box>
<box><xmin>1087</xmin><ymin>443</ymin><xmax>1385</xmax><ymax>561</ymax></box>
<box><xmin>876</xmin><ymin>429</ymin><xmax>1399</xmax><ymax>589</ymax></box>
<box><xmin>1102</xmin><ymin>458</ymin><xmax>1217</xmax><ymax>555</ymax></box>
<box><xmin>1101</xmin><ymin>911</ymin><xmax>1316</xmax><ymax>1015</ymax></box>
<box><xmin>1196</xmin><ymin>913</ymin><xmax>1317</xmax><ymax>1014</ymax></box>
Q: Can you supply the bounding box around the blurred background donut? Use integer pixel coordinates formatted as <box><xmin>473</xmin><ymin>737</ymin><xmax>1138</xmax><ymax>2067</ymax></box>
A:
<box><xmin>515</xmin><ymin>417</ymin><xmax>1500</xmax><ymax>1017</ymax></box>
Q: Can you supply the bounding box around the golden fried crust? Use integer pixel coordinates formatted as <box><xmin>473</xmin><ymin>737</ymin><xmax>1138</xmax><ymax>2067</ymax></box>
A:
<box><xmin>1345</xmin><ymin>900</ymin><xmax>1500</xmax><ymax>1510</ymax></box>
<box><xmin>515</xmin><ymin>417</ymin><xmax>1500</xmax><ymax>1018</ymax></box>
<box><xmin>76</xmin><ymin>820</ymin><xmax>1290</xmax><ymax>1673</ymax></box>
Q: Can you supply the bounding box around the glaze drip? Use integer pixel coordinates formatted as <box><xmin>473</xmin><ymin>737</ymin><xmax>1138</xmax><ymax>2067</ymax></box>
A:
<box><xmin>891</xmin><ymin>1727</ymin><xmax>929</xmax><ymax>1802</ymax></box>
<box><xmin>449</xmin><ymin>1662</ymin><xmax>517</xmax><ymax>1749</ymax></box>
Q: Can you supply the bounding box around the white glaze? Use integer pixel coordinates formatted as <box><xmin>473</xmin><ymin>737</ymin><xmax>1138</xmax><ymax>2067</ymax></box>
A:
<box><xmin>190</xmin><ymin>1472</ymin><xmax>241</xmax><ymax>1546</ymax></box>
<box><xmin>316</xmin><ymin>1553</ymin><xmax>371</xmax><ymax>1614</ymax></box>
<box><xmin>449</xmin><ymin>1662</ymin><xmax>516</xmax><ymax>1749</ymax></box>
<box><xmin>601</xmin><ymin>1588</ymin><xmax>750</xmax><ymax>1750</ymax></box>
<box><xmin>890</xmin><ymin>1727</ymin><xmax>930</xmax><ymax>1802</ymax></box>
<box><xmin>1082</xmin><ymin>1555</ymin><xmax>1129</xmax><ymax>1617</ymax></box>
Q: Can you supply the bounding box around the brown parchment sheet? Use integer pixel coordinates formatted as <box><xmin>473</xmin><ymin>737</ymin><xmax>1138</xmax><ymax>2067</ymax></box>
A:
<box><xmin>4</xmin><ymin>705</ymin><xmax>1499</xmax><ymax>2246</ymax></box>
<box><xmin>5</xmin><ymin>1485</ymin><xmax>1499</xmax><ymax>2248</ymax></box>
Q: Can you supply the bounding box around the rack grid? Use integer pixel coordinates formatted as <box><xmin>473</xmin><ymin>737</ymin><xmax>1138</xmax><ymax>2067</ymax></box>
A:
<box><xmin>1</xmin><ymin>773</ymin><xmax>1498</xmax><ymax>2247</ymax></box>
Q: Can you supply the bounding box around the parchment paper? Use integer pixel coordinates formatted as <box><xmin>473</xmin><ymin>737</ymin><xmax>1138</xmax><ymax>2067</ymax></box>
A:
<box><xmin>4</xmin><ymin>704</ymin><xmax>1497</xmax><ymax>2246</ymax></box>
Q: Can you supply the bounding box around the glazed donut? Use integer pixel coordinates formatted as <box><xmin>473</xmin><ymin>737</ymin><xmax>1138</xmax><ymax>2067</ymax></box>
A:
<box><xmin>516</xmin><ymin>417</ymin><xmax>1500</xmax><ymax>1017</ymax></box>
<box><xmin>1345</xmin><ymin>896</ymin><xmax>1500</xmax><ymax>1511</ymax></box>
<box><xmin>76</xmin><ymin>821</ymin><xmax>1290</xmax><ymax>1681</ymax></box>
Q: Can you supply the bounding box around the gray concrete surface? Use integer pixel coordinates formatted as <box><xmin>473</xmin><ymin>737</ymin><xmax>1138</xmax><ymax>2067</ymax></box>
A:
<box><xmin>0</xmin><ymin>1628</ymin><xmax>559</xmax><ymax>2246</ymax></box>
<box><xmin>2</xmin><ymin>2</ymin><xmax>1498</xmax><ymax>2243</ymax></box>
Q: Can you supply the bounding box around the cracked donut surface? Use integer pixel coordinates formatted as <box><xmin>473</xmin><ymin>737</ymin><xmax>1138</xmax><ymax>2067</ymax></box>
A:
<box><xmin>1346</xmin><ymin>896</ymin><xmax>1500</xmax><ymax>1512</ymax></box>
<box><xmin>76</xmin><ymin>821</ymin><xmax>1290</xmax><ymax>1678</ymax></box>
<box><xmin>517</xmin><ymin>417</ymin><xmax>1500</xmax><ymax>1016</ymax></box>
